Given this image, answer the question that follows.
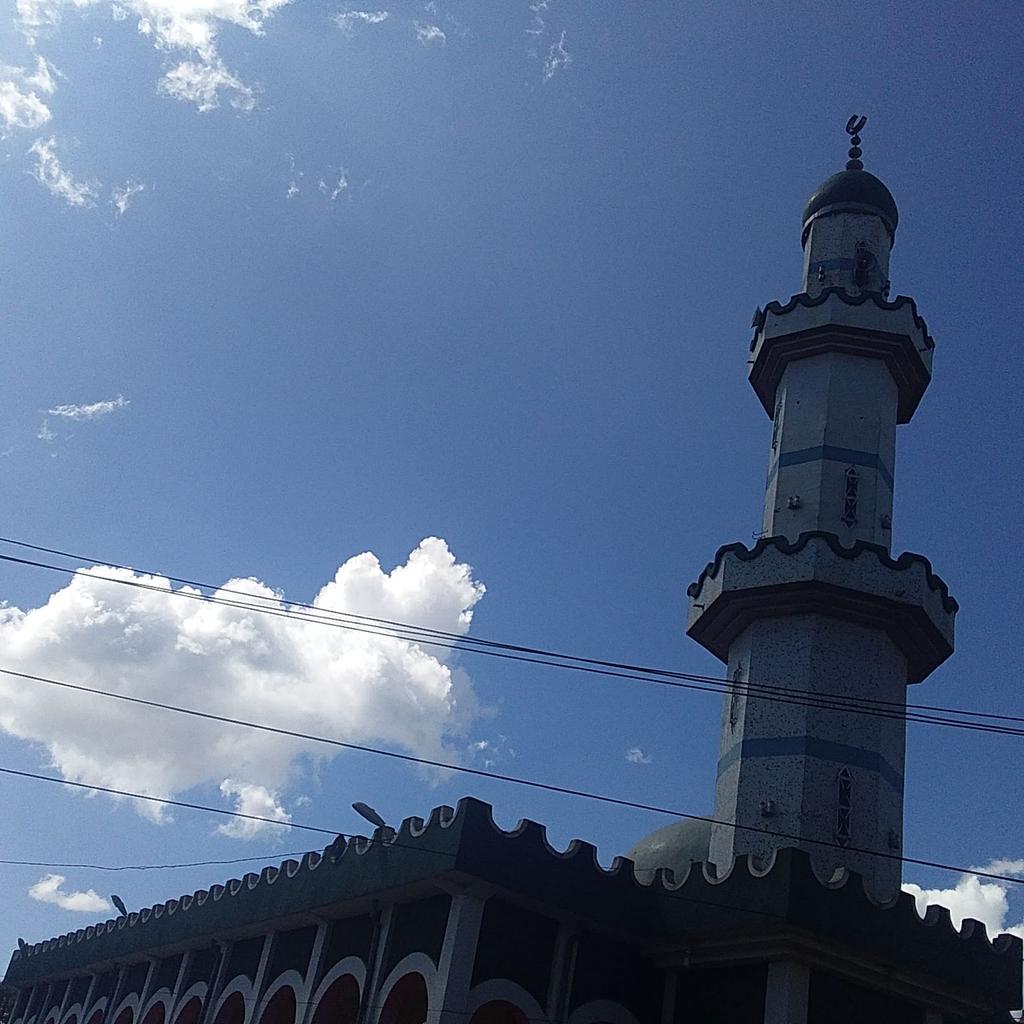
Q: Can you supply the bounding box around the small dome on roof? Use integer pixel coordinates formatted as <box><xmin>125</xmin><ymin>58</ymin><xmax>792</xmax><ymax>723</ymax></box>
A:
<box><xmin>801</xmin><ymin>168</ymin><xmax>899</xmax><ymax>245</ymax></box>
<box><xmin>625</xmin><ymin>817</ymin><xmax>712</xmax><ymax>883</ymax></box>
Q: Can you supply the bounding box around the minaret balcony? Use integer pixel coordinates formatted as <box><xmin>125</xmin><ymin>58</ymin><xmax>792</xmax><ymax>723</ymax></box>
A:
<box><xmin>749</xmin><ymin>289</ymin><xmax>934</xmax><ymax>424</ymax></box>
<box><xmin>686</xmin><ymin>532</ymin><xmax>956</xmax><ymax>684</ymax></box>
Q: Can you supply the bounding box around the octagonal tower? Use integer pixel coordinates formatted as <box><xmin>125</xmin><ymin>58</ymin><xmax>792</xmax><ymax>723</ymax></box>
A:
<box><xmin>687</xmin><ymin>120</ymin><xmax>956</xmax><ymax>897</ymax></box>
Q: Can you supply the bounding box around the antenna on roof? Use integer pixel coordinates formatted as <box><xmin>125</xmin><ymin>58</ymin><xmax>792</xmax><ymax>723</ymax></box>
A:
<box><xmin>845</xmin><ymin>115</ymin><xmax>867</xmax><ymax>170</ymax></box>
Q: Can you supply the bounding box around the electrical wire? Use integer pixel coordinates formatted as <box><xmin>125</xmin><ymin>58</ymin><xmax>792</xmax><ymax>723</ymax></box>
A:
<box><xmin>0</xmin><ymin>854</ymin><xmax>307</xmax><ymax>872</ymax></box>
<box><xmin>4</xmin><ymin>535</ymin><xmax>1019</xmax><ymax>724</ymax></box>
<box><xmin>0</xmin><ymin>668</ymin><xmax>1021</xmax><ymax>888</ymax></box>
<box><xmin>0</xmin><ymin>548</ymin><xmax>1021</xmax><ymax>740</ymax></box>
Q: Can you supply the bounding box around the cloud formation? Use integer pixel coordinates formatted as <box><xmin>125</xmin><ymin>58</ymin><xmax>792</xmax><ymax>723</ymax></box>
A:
<box><xmin>28</xmin><ymin>874</ymin><xmax>111</xmax><ymax>913</ymax></box>
<box><xmin>217</xmin><ymin>780</ymin><xmax>291</xmax><ymax>838</ymax></box>
<box><xmin>413</xmin><ymin>21</ymin><xmax>445</xmax><ymax>46</ymax></box>
<box><xmin>158</xmin><ymin>59</ymin><xmax>254</xmax><ymax>112</ymax></box>
<box><xmin>47</xmin><ymin>394</ymin><xmax>129</xmax><ymax>420</ymax></box>
<box><xmin>0</xmin><ymin>55</ymin><xmax>58</xmax><ymax>131</ymax></box>
<box><xmin>0</xmin><ymin>538</ymin><xmax>486</xmax><ymax>834</ymax></box>
<box><xmin>17</xmin><ymin>0</ymin><xmax>289</xmax><ymax>111</ymax></box>
<box><xmin>111</xmin><ymin>179</ymin><xmax>144</xmax><ymax>216</ymax></box>
<box><xmin>28</xmin><ymin>136</ymin><xmax>98</xmax><ymax>206</ymax></box>
<box><xmin>625</xmin><ymin>746</ymin><xmax>652</xmax><ymax>765</ymax></box>
<box><xmin>334</xmin><ymin>9</ymin><xmax>389</xmax><ymax>36</ymax></box>
<box><xmin>543</xmin><ymin>30</ymin><xmax>570</xmax><ymax>82</ymax></box>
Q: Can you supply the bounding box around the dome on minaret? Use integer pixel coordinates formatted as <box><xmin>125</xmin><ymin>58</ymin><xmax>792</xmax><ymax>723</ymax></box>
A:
<box><xmin>801</xmin><ymin>168</ymin><xmax>899</xmax><ymax>245</ymax></box>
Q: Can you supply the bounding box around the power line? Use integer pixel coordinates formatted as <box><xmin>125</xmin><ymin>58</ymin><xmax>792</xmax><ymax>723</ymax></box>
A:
<box><xmin>0</xmin><ymin>546</ymin><xmax>1021</xmax><ymax>740</ymax></box>
<box><xmin>3</xmin><ymin>535</ymin><xmax>1016</xmax><ymax>723</ymax></box>
<box><xmin>1</xmin><ymin>667</ymin><xmax>1021</xmax><ymax>888</ymax></box>
<box><xmin>0</xmin><ymin>854</ymin><xmax>307</xmax><ymax>872</ymax></box>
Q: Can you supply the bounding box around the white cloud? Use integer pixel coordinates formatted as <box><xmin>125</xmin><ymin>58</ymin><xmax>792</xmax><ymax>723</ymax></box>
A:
<box><xmin>17</xmin><ymin>0</ymin><xmax>289</xmax><ymax>111</ymax></box>
<box><xmin>625</xmin><ymin>746</ymin><xmax>652</xmax><ymax>765</ymax></box>
<box><xmin>28</xmin><ymin>136</ymin><xmax>99</xmax><ymax>207</ymax></box>
<box><xmin>467</xmin><ymin>734</ymin><xmax>514</xmax><ymax>770</ymax></box>
<box><xmin>217</xmin><ymin>780</ymin><xmax>291</xmax><ymax>838</ymax></box>
<box><xmin>18</xmin><ymin>0</ymin><xmax>288</xmax><ymax>57</ymax></box>
<box><xmin>47</xmin><ymin>394</ymin><xmax>129</xmax><ymax>420</ymax></box>
<box><xmin>413</xmin><ymin>21</ymin><xmax>444</xmax><ymax>45</ymax></box>
<box><xmin>334</xmin><ymin>9</ymin><xmax>388</xmax><ymax>36</ymax></box>
<box><xmin>0</xmin><ymin>56</ymin><xmax>59</xmax><ymax>132</ymax></box>
<box><xmin>158</xmin><ymin>59</ymin><xmax>254</xmax><ymax>112</ymax></box>
<box><xmin>111</xmin><ymin>179</ymin><xmax>144</xmax><ymax>216</ymax></box>
<box><xmin>525</xmin><ymin>0</ymin><xmax>548</xmax><ymax>36</ymax></box>
<box><xmin>319</xmin><ymin>171</ymin><xmax>348</xmax><ymax>201</ymax></box>
<box><xmin>0</xmin><ymin>538</ymin><xmax>486</xmax><ymax>832</ymax></box>
<box><xmin>543</xmin><ymin>29</ymin><xmax>570</xmax><ymax>82</ymax></box>
<box><xmin>28</xmin><ymin>874</ymin><xmax>111</xmax><ymax>913</ymax></box>
<box><xmin>904</xmin><ymin>859</ymin><xmax>1024</xmax><ymax>1007</ymax></box>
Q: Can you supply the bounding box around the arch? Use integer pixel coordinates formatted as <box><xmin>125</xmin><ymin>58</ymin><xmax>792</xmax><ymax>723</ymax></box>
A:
<box><xmin>61</xmin><ymin>1004</ymin><xmax>84</xmax><ymax>1024</ymax></box>
<box><xmin>466</xmin><ymin>981</ymin><xmax>544</xmax><ymax>1024</ymax></box>
<box><xmin>309</xmin><ymin>974</ymin><xmax>359</xmax><ymax>1024</ymax></box>
<box><xmin>468</xmin><ymin>1002</ymin><xmax>527</xmax><ymax>1024</ymax></box>
<box><xmin>308</xmin><ymin>957</ymin><xmax>365</xmax><ymax>1023</ymax></box>
<box><xmin>256</xmin><ymin>987</ymin><xmax>295</xmax><ymax>1024</ymax></box>
<box><xmin>171</xmin><ymin>996</ymin><xmax>203</xmax><ymax>1024</ymax></box>
<box><xmin>375</xmin><ymin>954</ymin><xmax>436</xmax><ymax>1018</ymax></box>
<box><xmin>377</xmin><ymin>975</ymin><xmax>427</xmax><ymax>1024</ymax></box>
<box><xmin>112</xmin><ymin>1007</ymin><xmax>135</xmax><ymax>1024</ymax></box>
<box><xmin>252</xmin><ymin>972</ymin><xmax>305</xmax><ymax>1024</ymax></box>
<box><xmin>140</xmin><ymin>1003</ymin><xmax>166</xmax><ymax>1024</ymax></box>
<box><xmin>84</xmin><ymin>999</ymin><xmax>108</xmax><ymax>1024</ymax></box>
<box><xmin>210</xmin><ymin>991</ymin><xmax>246</xmax><ymax>1024</ymax></box>
<box><xmin>568</xmin><ymin>1001</ymin><xmax>641</xmax><ymax>1024</ymax></box>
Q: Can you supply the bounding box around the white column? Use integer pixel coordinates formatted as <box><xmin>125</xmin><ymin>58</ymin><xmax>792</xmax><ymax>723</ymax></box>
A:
<box><xmin>763</xmin><ymin>961</ymin><xmax>808</xmax><ymax>1024</ymax></box>
<box><xmin>248</xmin><ymin>934</ymin><xmax>277</xmax><ymax>1024</ymax></box>
<box><xmin>196</xmin><ymin>943</ymin><xmax>232</xmax><ymax>1024</ymax></box>
<box><xmin>107</xmin><ymin>967</ymin><xmax>130</xmax><ymax>1024</ymax></box>
<box><xmin>545</xmin><ymin>924</ymin><xmax>579</xmax><ymax>1024</ymax></box>
<box><xmin>137</xmin><ymin>961</ymin><xmax>159</xmax><ymax>1021</ymax></box>
<box><xmin>80</xmin><ymin>974</ymin><xmax>100</xmax><ymax>1024</ymax></box>
<box><xmin>435</xmin><ymin>893</ymin><xmax>488</xmax><ymax>1024</ymax></box>
<box><xmin>169</xmin><ymin>953</ymin><xmax>193</xmax><ymax>1023</ymax></box>
<box><xmin>358</xmin><ymin>905</ymin><xmax>395</xmax><ymax>1024</ymax></box>
<box><xmin>295</xmin><ymin>922</ymin><xmax>330</xmax><ymax>1024</ymax></box>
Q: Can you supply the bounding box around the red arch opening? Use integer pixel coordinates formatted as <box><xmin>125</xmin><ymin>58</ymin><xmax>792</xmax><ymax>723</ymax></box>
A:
<box><xmin>113</xmin><ymin>1008</ymin><xmax>134</xmax><ymax>1024</ymax></box>
<box><xmin>140</xmin><ymin>1005</ymin><xmax>165</xmax><ymax>1024</ymax></box>
<box><xmin>378</xmin><ymin>974</ymin><xmax>428</xmax><ymax>1024</ymax></box>
<box><xmin>172</xmin><ymin>998</ymin><xmax>203</xmax><ymax>1024</ymax></box>
<box><xmin>85</xmin><ymin>1009</ymin><xmax>105</xmax><ymax>1024</ymax></box>
<box><xmin>212</xmin><ymin>993</ymin><xmax>245</xmax><ymax>1024</ymax></box>
<box><xmin>311</xmin><ymin>976</ymin><xmax>359</xmax><ymax>1024</ymax></box>
<box><xmin>257</xmin><ymin>988</ymin><xmax>295</xmax><ymax>1024</ymax></box>
<box><xmin>468</xmin><ymin>1001</ymin><xmax>528</xmax><ymax>1024</ymax></box>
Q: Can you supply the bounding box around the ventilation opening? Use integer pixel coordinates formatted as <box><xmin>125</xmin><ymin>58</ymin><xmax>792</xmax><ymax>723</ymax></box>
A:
<box><xmin>836</xmin><ymin>768</ymin><xmax>853</xmax><ymax>847</ymax></box>
<box><xmin>841</xmin><ymin>467</ymin><xmax>859</xmax><ymax>526</ymax></box>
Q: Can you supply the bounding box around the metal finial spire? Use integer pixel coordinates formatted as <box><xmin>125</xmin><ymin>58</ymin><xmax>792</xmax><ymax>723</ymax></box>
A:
<box><xmin>845</xmin><ymin>114</ymin><xmax>867</xmax><ymax>170</ymax></box>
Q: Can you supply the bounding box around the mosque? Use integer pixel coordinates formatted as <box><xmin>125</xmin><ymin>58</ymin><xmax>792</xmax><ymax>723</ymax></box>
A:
<box><xmin>4</xmin><ymin>121</ymin><xmax>1021</xmax><ymax>1024</ymax></box>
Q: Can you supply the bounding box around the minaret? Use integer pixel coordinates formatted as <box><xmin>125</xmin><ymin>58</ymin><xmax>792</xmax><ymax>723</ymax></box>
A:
<box><xmin>685</xmin><ymin>118</ymin><xmax>957</xmax><ymax>897</ymax></box>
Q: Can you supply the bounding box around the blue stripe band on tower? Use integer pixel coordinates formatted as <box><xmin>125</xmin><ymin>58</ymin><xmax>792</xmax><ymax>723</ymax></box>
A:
<box><xmin>766</xmin><ymin>445</ymin><xmax>894</xmax><ymax>490</ymax></box>
<box><xmin>717</xmin><ymin>736</ymin><xmax>901</xmax><ymax>791</ymax></box>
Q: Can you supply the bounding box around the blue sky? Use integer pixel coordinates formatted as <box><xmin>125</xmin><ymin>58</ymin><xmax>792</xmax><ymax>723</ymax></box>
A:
<box><xmin>0</xmin><ymin>0</ymin><xmax>1022</xmax><ymax>969</ymax></box>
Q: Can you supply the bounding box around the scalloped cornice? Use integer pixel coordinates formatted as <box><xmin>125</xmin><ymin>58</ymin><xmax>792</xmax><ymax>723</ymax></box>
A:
<box><xmin>750</xmin><ymin>288</ymin><xmax>935</xmax><ymax>351</ymax></box>
<box><xmin>686</xmin><ymin>530</ymin><xmax>957</xmax><ymax>614</ymax></box>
